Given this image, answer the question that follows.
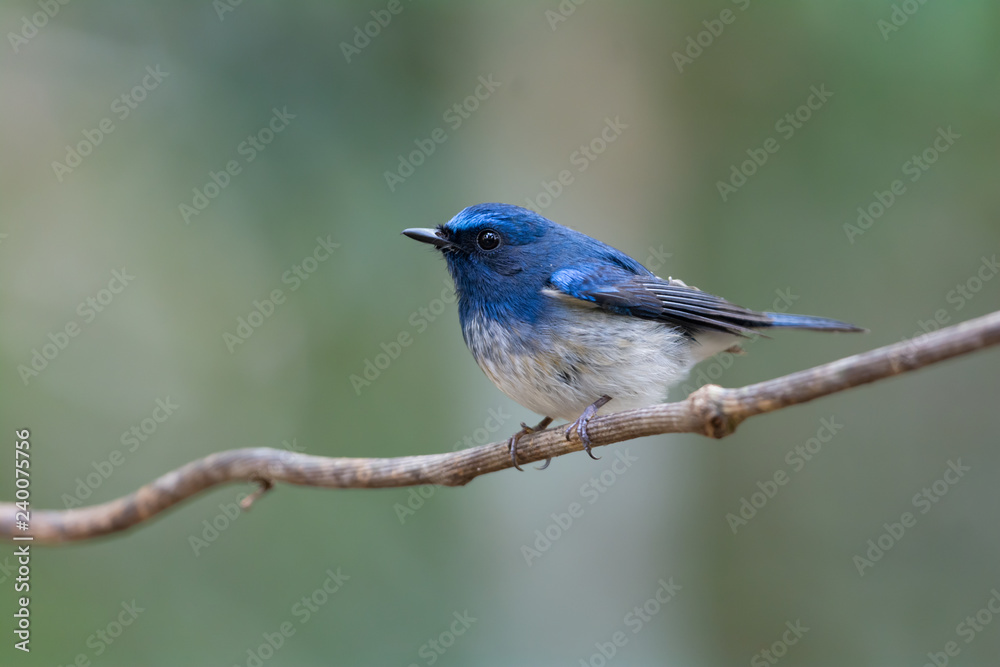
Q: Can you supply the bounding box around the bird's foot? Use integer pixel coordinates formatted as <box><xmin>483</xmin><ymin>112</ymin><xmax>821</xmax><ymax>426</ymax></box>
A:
<box><xmin>507</xmin><ymin>417</ymin><xmax>554</xmax><ymax>471</ymax></box>
<box><xmin>564</xmin><ymin>395</ymin><xmax>612</xmax><ymax>460</ymax></box>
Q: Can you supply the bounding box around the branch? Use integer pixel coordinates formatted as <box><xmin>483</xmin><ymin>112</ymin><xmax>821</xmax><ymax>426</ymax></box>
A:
<box><xmin>5</xmin><ymin>310</ymin><xmax>999</xmax><ymax>545</ymax></box>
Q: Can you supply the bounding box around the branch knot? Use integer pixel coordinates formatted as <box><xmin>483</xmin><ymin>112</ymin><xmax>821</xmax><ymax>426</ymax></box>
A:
<box><xmin>688</xmin><ymin>384</ymin><xmax>742</xmax><ymax>438</ymax></box>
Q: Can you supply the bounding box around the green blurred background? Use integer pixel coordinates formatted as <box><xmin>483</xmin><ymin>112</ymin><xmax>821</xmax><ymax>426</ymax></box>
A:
<box><xmin>2</xmin><ymin>1</ymin><xmax>999</xmax><ymax>664</ymax></box>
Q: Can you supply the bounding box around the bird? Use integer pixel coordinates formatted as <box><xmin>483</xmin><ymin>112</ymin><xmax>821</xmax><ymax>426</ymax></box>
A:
<box><xmin>403</xmin><ymin>203</ymin><xmax>863</xmax><ymax>470</ymax></box>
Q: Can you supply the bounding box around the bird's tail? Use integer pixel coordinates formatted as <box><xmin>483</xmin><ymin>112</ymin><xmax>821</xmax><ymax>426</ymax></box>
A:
<box><xmin>763</xmin><ymin>312</ymin><xmax>866</xmax><ymax>333</ymax></box>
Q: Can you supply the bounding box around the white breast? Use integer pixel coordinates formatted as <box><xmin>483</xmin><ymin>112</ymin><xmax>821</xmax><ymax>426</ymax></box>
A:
<box><xmin>463</xmin><ymin>301</ymin><xmax>702</xmax><ymax>422</ymax></box>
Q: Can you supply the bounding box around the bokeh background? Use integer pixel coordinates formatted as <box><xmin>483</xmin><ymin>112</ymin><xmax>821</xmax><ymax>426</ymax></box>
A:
<box><xmin>2</xmin><ymin>1</ymin><xmax>999</xmax><ymax>665</ymax></box>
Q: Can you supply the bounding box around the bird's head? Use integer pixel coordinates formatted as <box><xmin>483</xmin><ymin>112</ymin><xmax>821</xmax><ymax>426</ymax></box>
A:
<box><xmin>403</xmin><ymin>203</ymin><xmax>561</xmax><ymax>314</ymax></box>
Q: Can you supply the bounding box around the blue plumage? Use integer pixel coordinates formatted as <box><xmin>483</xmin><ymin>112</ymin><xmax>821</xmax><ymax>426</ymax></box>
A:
<box><xmin>403</xmin><ymin>203</ymin><xmax>863</xmax><ymax>467</ymax></box>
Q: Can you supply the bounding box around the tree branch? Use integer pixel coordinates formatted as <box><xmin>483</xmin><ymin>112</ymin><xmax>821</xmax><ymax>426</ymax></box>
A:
<box><xmin>5</xmin><ymin>310</ymin><xmax>999</xmax><ymax>545</ymax></box>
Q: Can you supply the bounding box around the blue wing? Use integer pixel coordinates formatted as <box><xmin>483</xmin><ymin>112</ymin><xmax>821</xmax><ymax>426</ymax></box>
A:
<box><xmin>547</xmin><ymin>264</ymin><xmax>777</xmax><ymax>337</ymax></box>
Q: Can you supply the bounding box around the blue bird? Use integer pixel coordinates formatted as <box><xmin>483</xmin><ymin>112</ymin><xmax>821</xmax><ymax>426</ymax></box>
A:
<box><xmin>404</xmin><ymin>203</ymin><xmax>863</xmax><ymax>470</ymax></box>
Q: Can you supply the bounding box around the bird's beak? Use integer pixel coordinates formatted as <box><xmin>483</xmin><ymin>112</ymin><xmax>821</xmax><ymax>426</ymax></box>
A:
<box><xmin>402</xmin><ymin>227</ymin><xmax>453</xmax><ymax>250</ymax></box>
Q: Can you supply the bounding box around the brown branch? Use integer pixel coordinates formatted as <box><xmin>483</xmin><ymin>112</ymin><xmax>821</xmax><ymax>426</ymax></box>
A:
<box><xmin>5</xmin><ymin>310</ymin><xmax>999</xmax><ymax>545</ymax></box>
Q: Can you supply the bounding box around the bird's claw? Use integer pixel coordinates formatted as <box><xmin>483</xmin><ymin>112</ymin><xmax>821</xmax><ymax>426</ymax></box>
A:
<box><xmin>564</xmin><ymin>395</ymin><xmax>612</xmax><ymax>460</ymax></box>
<box><xmin>507</xmin><ymin>417</ymin><xmax>554</xmax><ymax>471</ymax></box>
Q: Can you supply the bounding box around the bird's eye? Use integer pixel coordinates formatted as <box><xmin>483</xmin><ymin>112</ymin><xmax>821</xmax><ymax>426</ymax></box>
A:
<box><xmin>477</xmin><ymin>229</ymin><xmax>501</xmax><ymax>251</ymax></box>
